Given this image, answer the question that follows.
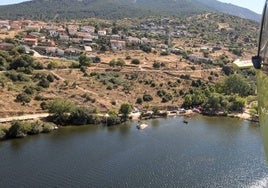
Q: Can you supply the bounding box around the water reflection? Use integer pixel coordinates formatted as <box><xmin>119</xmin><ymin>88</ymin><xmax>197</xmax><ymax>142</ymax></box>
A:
<box><xmin>151</xmin><ymin>119</ymin><xmax>160</xmax><ymax>127</ymax></box>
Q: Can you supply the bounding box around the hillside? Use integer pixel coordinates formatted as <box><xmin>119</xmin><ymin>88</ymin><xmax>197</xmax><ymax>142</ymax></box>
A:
<box><xmin>0</xmin><ymin>0</ymin><xmax>261</xmax><ymax>21</ymax></box>
<box><xmin>0</xmin><ymin>12</ymin><xmax>259</xmax><ymax>117</ymax></box>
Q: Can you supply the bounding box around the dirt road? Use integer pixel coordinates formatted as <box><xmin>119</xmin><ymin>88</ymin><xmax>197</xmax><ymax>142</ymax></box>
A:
<box><xmin>0</xmin><ymin>113</ymin><xmax>50</xmax><ymax>123</ymax></box>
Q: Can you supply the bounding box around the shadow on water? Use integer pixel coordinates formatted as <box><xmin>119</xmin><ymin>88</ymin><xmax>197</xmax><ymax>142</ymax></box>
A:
<box><xmin>9</xmin><ymin>137</ymin><xmax>33</xmax><ymax>151</ymax></box>
<box><xmin>119</xmin><ymin>122</ymin><xmax>131</xmax><ymax>135</ymax></box>
<box><xmin>40</xmin><ymin>124</ymin><xmax>102</xmax><ymax>143</ymax></box>
<box><xmin>151</xmin><ymin>119</ymin><xmax>160</xmax><ymax>127</ymax></box>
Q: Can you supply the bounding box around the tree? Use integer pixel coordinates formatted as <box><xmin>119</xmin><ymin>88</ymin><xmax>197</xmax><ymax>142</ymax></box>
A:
<box><xmin>48</xmin><ymin>98</ymin><xmax>76</xmax><ymax>124</ymax></box>
<box><xmin>140</xmin><ymin>44</ymin><xmax>152</xmax><ymax>53</ymax></box>
<box><xmin>203</xmin><ymin>93</ymin><xmax>223</xmax><ymax>113</ymax></box>
<box><xmin>116</xmin><ymin>58</ymin><xmax>125</xmax><ymax>68</ymax></box>
<box><xmin>152</xmin><ymin>106</ymin><xmax>160</xmax><ymax>115</ymax></box>
<box><xmin>79</xmin><ymin>54</ymin><xmax>92</xmax><ymax>67</ymax></box>
<box><xmin>119</xmin><ymin>103</ymin><xmax>133</xmax><ymax>121</ymax></box>
<box><xmin>10</xmin><ymin>54</ymin><xmax>35</xmax><ymax>71</ymax></box>
<box><xmin>69</xmin><ymin>107</ymin><xmax>92</xmax><ymax>125</ymax></box>
<box><xmin>223</xmin><ymin>74</ymin><xmax>252</xmax><ymax>97</ymax></box>
<box><xmin>229</xmin><ymin>95</ymin><xmax>245</xmax><ymax>112</ymax></box>
<box><xmin>7</xmin><ymin>121</ymin><xmax>31</xmax><ymax>138</ymax></box>
<box><xmin>183</xmin><ymin>94</ymin><xmax>192</xmax><ymax>107</ymax></box>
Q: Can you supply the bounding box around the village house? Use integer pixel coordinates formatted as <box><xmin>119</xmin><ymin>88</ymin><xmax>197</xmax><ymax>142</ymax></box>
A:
<box><xmin>10</xmin><ymin>21</ymin><xmax>21</xmax><ymax>30</ymax></box>
<box><xmin>45</xmin><ymin>47</ymin><xmax>64</xmax><ymax>57</ymax></box>
<box><xmin>68</xmin><ymin>25</ymin><xmax>79</xmax><ymax>36</ymax></box>
<box><xmin>126</xmin><ymin>36</ymin><xmax>142</xmax><ymax>44</ymax></box>
<box><xmin>98</xmin><ymin>30</ymin><xmax>107</xmax><ymax>36</ymax></box>
<box><xmin>0</xmin><ymin>20</ymin><xmax>10</xmax><ymax>30</ymax></box>
<box><xmin>49</xmin><ymin>30</ymin><xmax>59</xmax><ymax>38</ymax></box>
<box><xmin>59</xmin><ymin>34</ymin><xmax>70</xmax><ymax>41</ymax></box>
<box><xmin>57</xmin><ymin>27</ymin><xmax>66</xmax><ymax>34</ymax></box>
<box><xmin>65</xmin><ymin>47</ymin><xmax>82</xmax><ymax>56</ymax></box>
<box><xmin>76</xmin><ymin>32</ymin><xmax>92</xmax><ymax>39</ymax></box>
<box><xmin>110</xmin><ymin>34</ymin><xmax>121</xmax><ymax>40</ymax></box>
<box><xmin>110</xmin><ymin>40</ymin><xmax>126</xmax><ymax>51</ymax></box>
<box><xmin>25</xmin><ymin>24</ymin><xmax>42</xmax><ymax>32</ymax></box>
<box><xmin>188</xmin><ymin>53</ymin><xmax>212</xmax><ymax>64</ymax></box>
<box><xmin>39</xmin><ymin>39</ymin><xmax>56</xmax><ymax>47</ymax></box>
<box><xmin>45</xmin><ymin>25</ymin><xmax>61</xmax><ymax>37</ymax></box>
<box><xmin>141</xmin><ymin>37</ymin><xmax>149</xmax><ymax>44</ymax></box>
<box><xmin>157</xmin><ymin>43</ymin><xmax>168</xmax><ymax>49</ymax></box>
<box><xmin>213</xmin><ymin>45</ymin><xmax>222</xmax><ymax>51</ymax></box>
<box><xmin>200</xmin><ymin>46</ymin><xmax>212</xmax><ymax>52</ymax></box>
<box><xmin>23</xmin><ymin>35</ymin><xmax>38</xmax><ymax>46</ymax></box>
<box><xmin>0</xmin><ymin>20</ymin><xmax>9</xmax><ymax>26</ymax></box>
<box><xmin>82</xmin><ymin>38</ymin><xmax>93</xmax><ymax>44</ymax></box>
<box><xmin>81</xmin><ymin>26</ymin><xmax>95</xmax><ymax>34</ymax></box>
<box><xmin>84</xmin><ymin>46</ymin><xmax>93</xmax><ymax>52</ymax></box>
<box><xmin>70</xmin><ymin>38</ymin><xmax>81</xmax><ymax>44</ymax></box>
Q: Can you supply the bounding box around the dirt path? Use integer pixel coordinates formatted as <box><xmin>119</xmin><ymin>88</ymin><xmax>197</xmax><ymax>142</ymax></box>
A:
<box><xmin>0</xmin><ymin>113</ymin><xmax>50</xmax><ymax>123</ymax></box>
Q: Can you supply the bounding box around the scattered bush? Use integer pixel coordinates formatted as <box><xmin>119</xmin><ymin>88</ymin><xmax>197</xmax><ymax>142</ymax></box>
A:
<box><xmin>136</xmin><ymin>97</ymin><xmax>143</xmax><ymax>104</ymax></box>
<box><xmin>131</xmin><ymin>59</ymin><xmax>140</xmax><ymax>65</ymax></box>
<box><xmin>16</xmin><ymin>93</ymin><xmax>31</xmax><ymax>103</ymax></box>
<box><xmin>143</xmin><ymin>94</ymin><xmax>153</xmax><ymax>102</ymax></box>
<box><xmin>38</xmin><ymin>78</ymin><xmax>50</xmax><ymax>88</ymax></box>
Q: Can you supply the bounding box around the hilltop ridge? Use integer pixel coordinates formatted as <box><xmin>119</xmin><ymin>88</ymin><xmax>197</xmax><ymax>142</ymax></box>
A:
<box><xmin>0</xmin><ymin>0</ymin><xmax>261</xmax><ymax>21</ymax></box>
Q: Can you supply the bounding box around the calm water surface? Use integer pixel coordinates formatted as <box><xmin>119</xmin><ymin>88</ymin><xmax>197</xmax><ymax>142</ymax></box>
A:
<box><xmin>0</xmin><ymin>115</ymin><xmax>268</xmax><ymax>188</ymax></box>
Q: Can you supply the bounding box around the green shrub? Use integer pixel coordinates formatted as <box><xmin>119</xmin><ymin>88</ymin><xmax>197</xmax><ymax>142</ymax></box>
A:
<box><xmin>153</xmin><ymin>62</ymin><xmax>161</xmax><ymax>69</ymax></box>
<box><xmin>7</xmin><ymin>121</ymin><xmax>31</xmax><ymax>138</ymax></box>
<box><xmin>28</xmin><ymin>121</ymin><xmax>43</xmax><ymax>135</ymax></box>
<box><xmin>136</xmin><ymin>97</ymin><xmax>143</xmax><ymax>104</ymax></box>
<box><xmin>40</xmin><ymin>101</ymin><xmax>48</xmax><ymax>110</ymax></box>
<box><xmin>160</xmin><ymin>51</ymin><xmax>169</xmax><ymax>56</ymax></box>
<box><xmin>16</xmin><ymin>93</ymin><xmax>31</xmax><ymax>103</ymax></box>
<box><xmin>0</xmin><ymin>126</ymin><xmax>7</xmax><ymax>140</ymax></box>
<box><xmin>24</xmin><ymin>86</ymin><xmax>35</xmax><ymax>95</ymax></box>
<box><xmin>131</xmin><ymin>59</ymin><xmax>140</xmax><ymax>65</ymax></box>
<box><xmin>140</xmin><ymin>44</ymin><xmax>152</xmax><ymax>53</ymax></box>
<box><xmin>38</xmin><ymin>78</ymin><xmax>50</xmax><ymax>88</ymax></box>
<box><xmin>161</xmin><ymin>93</ymin><xmax>173</xmax><ymax>103</ymax></box>
<box><xmin>47</xmin><ymin>74</ymin><xmax>55</xmax><ymax>82</ymax></box>
<box><xmin>104</xmin><ymin>115</ymin><xmax>121</xmax><ymax>126</ymax></box>
<box><xmin>5</xmin><ymin>71</ymin><xmax>30</xmax><ymax>82</ymax></box>
<box><xmin>42</xmin><ymin>123</ymin><xmax>55</xmax><ymax>133</ymax></box>
<box><xmin>143</xmin><ymin>94</ymin><xmax>153</xmax><ymax>102</ymax></box>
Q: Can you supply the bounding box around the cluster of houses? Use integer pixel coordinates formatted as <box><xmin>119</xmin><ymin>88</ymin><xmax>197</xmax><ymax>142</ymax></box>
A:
<box><xmin>0</xmin><ymin>19</ymin><xmax>155</xmax><ymax>57</ymax></box>
<box><xmin>0</xmin><ymin>18</ymin><xmax>163</xmax><ymax>58</ymax></box>
<box><xmin>0</xmin><ymin>18</ymin><xmax>243</xmax><ymax>66</ymax></box>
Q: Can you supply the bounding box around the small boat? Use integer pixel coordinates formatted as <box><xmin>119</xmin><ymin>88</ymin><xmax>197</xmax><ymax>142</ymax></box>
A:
<box><xmin>137</xmin><ymin>123</ymin><xmax>148</xmax><ymax>130</ymax></box>
<box><xmin>183</xmin><ymin>120</ymin><xmax>188</xmax><ymax>124</ymax></box>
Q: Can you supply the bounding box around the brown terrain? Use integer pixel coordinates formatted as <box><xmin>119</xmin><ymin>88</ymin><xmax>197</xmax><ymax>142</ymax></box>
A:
<box><xmin>0</xmin><ymin>49</ymin><xmax>225</xmax><ymax>118</ymax></box>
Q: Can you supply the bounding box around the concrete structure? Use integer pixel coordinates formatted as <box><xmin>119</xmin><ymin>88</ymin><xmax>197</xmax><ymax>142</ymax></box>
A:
<box><xmin>233</xmin><ymin>59</ymin><xmax>253</xmax><ymax>69</ymax></box>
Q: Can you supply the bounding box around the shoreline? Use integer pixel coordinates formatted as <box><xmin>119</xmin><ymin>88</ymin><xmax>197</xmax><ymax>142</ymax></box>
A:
<box><xmin>0</xmin><ymin>109</ymin><xmax>259</xmax><ymax>141</ymax></box>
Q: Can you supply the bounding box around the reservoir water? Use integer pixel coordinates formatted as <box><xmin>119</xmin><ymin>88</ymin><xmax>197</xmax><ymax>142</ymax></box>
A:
<box><xmin>1</xmin><ymin>115</ymin><xmax>268</xmax><ymax>188</ymax></box>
